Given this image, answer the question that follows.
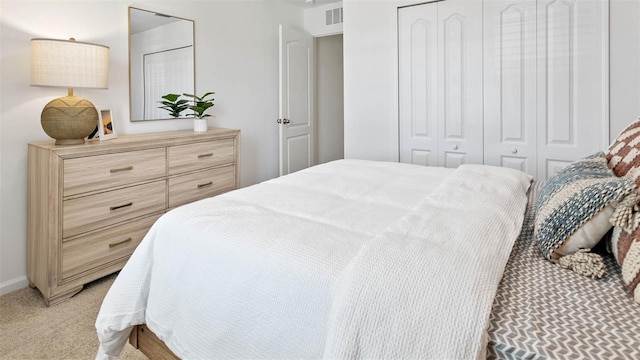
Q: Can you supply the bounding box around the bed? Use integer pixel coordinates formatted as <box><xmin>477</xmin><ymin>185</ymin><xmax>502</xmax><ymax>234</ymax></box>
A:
<box><xmin>95</xmin><ymin>158</ymin><xmax>640</xmax><ymax>360</ymax></box>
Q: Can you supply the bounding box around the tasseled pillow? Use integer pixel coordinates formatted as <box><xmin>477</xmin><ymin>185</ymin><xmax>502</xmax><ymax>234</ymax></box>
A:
<box><xmin>610</xmin><ymin>226</ymin><xmax>640</xmax><ymax>304</ymax></box>
<box><xmin>535</xmin><ymin>152</ymin><xmax>636</xmax><ymax>262</ymax></box>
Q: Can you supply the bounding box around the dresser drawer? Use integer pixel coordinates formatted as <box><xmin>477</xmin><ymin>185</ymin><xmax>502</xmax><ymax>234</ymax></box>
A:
<box><xmin>61</xmin><ymin>214</ymin><xmax>161</xmax><ymax>280</ymax></box>
<box><xmin>64</xmin><ymin>148</ymin><xmax>166</xmax><ymax>196</ymax></box>
<box><xmin>168</xmin><ymin>164</ymin><xmax>235</xmax><ymax>208</ymax></box>
<box><xmin>63</xmin><ymin>180</ymin><xmax>166</xmax><ymax>238</ymax></box>
<box><xmin>168</xmin><ymin>139</ymin><xmax>235</xmax><ymax>175</ymax></box>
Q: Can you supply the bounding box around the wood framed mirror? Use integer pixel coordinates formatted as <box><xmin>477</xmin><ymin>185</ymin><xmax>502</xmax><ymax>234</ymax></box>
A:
<box><xmin>128</xmin><ymin>7</ymin><xmax>195</xmax><ymax>121</ymax></box>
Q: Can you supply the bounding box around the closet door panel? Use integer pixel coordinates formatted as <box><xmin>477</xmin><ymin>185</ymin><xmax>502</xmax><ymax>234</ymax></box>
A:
<box><xmin>438</xmin><ymin>0</ymin><xmax>484</xmax><ymax>167</ymax></box>
<box><xmin>411</xmin><ymin>150</ymin><xmax>435</xmax><ymax>166</ymax></box>
<box><xmin>398</xmin><ymin>4</ymin><xmax>439</xmax><ymax>166</ymax></box>
<box><xmin>483</xmin><ymin>0</ymin><xmax>537</xmax><ymax>176</ymax></box>
<box><xmin>537</xmin><ymin>0</ymin><xmax>608</xmax><ymax>179</ymax></box>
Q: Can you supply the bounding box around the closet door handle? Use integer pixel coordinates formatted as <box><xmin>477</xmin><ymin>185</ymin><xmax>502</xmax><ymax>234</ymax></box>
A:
<box><xmin>452</xmin><ymin>144</ymin><xmax>459</xmax><ymax>150</ymax></box>
<box><xmin>511</xmin><ymin>148</ymin><xmax>518</xmax><ymax>154</ymax></box>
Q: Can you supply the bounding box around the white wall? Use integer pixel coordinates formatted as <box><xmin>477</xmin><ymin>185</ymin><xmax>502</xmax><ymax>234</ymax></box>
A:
<box><xmin>316</xmin><ymin>34</ymin><xmax>344</xmax><ymax>164</ymax></box>
<box><xmin>304</xmin><ymin>1</ymin><xmax>343</xmax><ymax>37</ymax></box>
<box><xmin>343</xmin><ymin>0</ymin><xmax>640</xmax><ymax>159</ymax></box>
<box><xmin>0</xmin><ymin>0</ymin><xmax>304</xmax><ymax>295</ymax></box>
<box><xmin>343</xmin><ymin>0</ymin><xmax>400</xmax><ymax>161</ymax></box>
<box><xmin>610</xmin><ymin>0</ymin><xmax>640</xmax><ymax>139</ymax></box>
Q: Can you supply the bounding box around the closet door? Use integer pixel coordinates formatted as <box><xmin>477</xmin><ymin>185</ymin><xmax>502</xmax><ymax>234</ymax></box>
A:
<box><xmin>536</xmin><ymin>0</ymin><xmax>608</xmax><ymax>179</ymax></box>
<box><xmin>398</xmin><ymin>3</ymin><xmax>439</xmax><ymax>166</ymax></box>
<box><xmin>398</xmin><ymin>0</ymin><xmax>483</xmax><ymax>168</ymax></box>
<box><xmin>483</xmin><ymin>0</ymin><xmax>537</xmax><ymax>177</ymax></box>
<box><xmin>437</xmin><ymin>0</ymin><xmax>484</xmax><ymax>167</ymax></box>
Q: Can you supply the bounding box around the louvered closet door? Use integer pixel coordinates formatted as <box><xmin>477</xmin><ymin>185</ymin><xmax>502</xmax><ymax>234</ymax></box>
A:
<box><xmin>398</xmin><ymin>0</ymin><xmax>483</xmax><ymax>168</ymax></box>
<box><xmin>483</xmin><ymin>0</ymin><xmax>537</xmax><ymax>177</ymax></box>
<box><xmin>398</xmin><ymin>4</ymin><xmax>438</xmax><ymax>166</ymax></box>
<box><xmin>536</xmin><ymin>0</ymin><xmax>609</xmax><ymax>180</ymax></box>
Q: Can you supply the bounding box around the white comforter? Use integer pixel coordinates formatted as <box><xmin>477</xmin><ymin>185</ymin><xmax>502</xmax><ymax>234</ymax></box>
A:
<box><xmin>95</xmin><ymin>159</ymin><xmax>531</xmax><ymax>359</ymax></box>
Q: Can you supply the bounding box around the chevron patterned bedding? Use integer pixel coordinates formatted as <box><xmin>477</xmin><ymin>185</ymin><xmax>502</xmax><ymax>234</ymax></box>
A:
<box><xmin>487</xmin><ymin>181</ymin><xmax>640</xmax><ymax>359</ymax></box>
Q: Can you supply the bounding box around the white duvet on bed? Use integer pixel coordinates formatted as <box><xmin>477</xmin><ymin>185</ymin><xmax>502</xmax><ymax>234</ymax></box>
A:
<box><xmin>95</xmin><ymin>159</ymin><xmax>531</xmax><ymax>359</ymax></box>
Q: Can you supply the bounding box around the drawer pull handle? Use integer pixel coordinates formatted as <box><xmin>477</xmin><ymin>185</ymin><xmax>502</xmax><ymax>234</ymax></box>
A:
<box><xmin>197</xmin><ymin>181</ymin><xmax>213</xmax><ymax>189</ymax></box>
<box><xmin>110</xmin><ymin>166</ymin><xmax>133</xmax><ymax>173</ymax></box>
<box><xmin>198</xmin><ymin>153</ymin><xmax>213</xmax><ymax>159</ymax></box>
<box><xmin>110</xmin><ymin>202</ymin><xmax>133</xmax><ymax>211</ymax></box>
<box><xmin>109</xmin><ymin>237</ymin><xmax>132</xmax><ymax>248</ymax></box>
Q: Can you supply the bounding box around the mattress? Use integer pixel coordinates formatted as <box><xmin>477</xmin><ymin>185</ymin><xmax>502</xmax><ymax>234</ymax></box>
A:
<box><xmin>487</xmin><ymin>182</ymin><xmax>640</xmax><ymax>359</ymax></box>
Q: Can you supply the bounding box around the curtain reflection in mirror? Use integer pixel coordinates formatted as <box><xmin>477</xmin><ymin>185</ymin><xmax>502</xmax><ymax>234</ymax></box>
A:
<box><xmin>144</xmin><ymin>46</ymin><xmax>193</xmax><ymax>119</ymax></box>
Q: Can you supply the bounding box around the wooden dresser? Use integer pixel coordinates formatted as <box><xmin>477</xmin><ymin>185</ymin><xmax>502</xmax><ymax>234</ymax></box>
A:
<box><xmin>27</xmin><ymin>128</ymin><xmax>240</xmax><ymax>305</ymax></box>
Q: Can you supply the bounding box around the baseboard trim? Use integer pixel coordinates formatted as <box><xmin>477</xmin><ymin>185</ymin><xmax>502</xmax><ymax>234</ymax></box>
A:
<box><xmin>0</xmin><ymin>276</ymin><xmax>29</xmax><ymax>296</ymax></box>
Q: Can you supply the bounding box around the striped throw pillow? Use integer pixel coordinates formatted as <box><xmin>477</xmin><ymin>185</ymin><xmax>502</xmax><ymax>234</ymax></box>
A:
<box><xmin>607</xmin><ymin>118</ymin><xmax>640</xmax><ymax>185</ymax></box>
<box><xmin>535</xmin><ymin>152</ymin><xmax>637</xmax><ymax>261</ymax></box>
<box><xmin>611</xmin><ymin>226</ymin><xmax>640</xmax><ymax>304</ymax></box>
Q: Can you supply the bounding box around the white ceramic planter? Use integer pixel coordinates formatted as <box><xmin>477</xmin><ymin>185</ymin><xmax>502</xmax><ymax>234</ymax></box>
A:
<box><xmin>193</xmin><ymin>118</ymin><xmax>208</xmax><ymax>132</ymax></box>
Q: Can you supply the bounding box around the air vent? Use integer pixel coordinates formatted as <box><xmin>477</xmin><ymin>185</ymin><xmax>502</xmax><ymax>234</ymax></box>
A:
<box><xmin>325</xmin><ymin>7</ymin><xmax>343</xmax><ymax>25</ymax></box>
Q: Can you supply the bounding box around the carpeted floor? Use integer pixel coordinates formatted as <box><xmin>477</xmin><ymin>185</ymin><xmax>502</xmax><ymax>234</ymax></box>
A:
<box><xmin>0</xmin><ymin>273</ymin><xmax>147</xmax><ymax>360</ymax></box>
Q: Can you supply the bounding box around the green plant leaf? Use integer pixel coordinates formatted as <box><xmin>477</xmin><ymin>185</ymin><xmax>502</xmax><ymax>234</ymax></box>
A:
<box><xmin>183</xmin><ymin>91</ymin><xmax>216</xmax><ymax>118</ymax></box>
<box><xmin>158</xmin><ymin>93</ymin><xmax>190</xmax><ymax>117</ymax></box>
<box><xmin>161</xmin><ymin>93</ymin><xmax>182</xmax><ymax>102</ymax></box>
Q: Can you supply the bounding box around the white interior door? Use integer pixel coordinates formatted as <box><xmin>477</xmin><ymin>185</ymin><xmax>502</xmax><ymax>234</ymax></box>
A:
<box><xmin>398</xmin><ymin>1</ymin><xmax>483</xmax><ymax>168</ymax></box>
<box><xmin>436</xmin><ymin>0</ymin><xmax>484</xmax><ymax>168</ymax></box>
<box><xmin>398</xmin><ymin>4</ymin><xmax>439</xmax><ymax>166</ymax></box>
<box><xmin>536</xmin><ymin>0</ymin><xmax>609</xmax><ymax>179</ymax></box>
<box><xmin>279</xmin><ymin>24</ymin><xmax>314</xmax><ymax>176</ymax></box>
<box><xmin>483</xmin><ymin>0</ymin><xmax>537</xmax><ymax>177</ymax></box>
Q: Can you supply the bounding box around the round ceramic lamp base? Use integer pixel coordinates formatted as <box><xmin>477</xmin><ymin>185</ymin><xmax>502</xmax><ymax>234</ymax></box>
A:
<box><xmin>41</xmin><ymin>96</ymin><xmax>98</xmax><ymax>145</ymax></box>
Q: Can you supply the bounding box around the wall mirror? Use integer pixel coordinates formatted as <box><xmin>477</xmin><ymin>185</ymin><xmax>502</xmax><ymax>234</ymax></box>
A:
<box><xmin>129</xmin><ymin>7</ymin><xmax>195</xmax><ymax>121</ymax></box>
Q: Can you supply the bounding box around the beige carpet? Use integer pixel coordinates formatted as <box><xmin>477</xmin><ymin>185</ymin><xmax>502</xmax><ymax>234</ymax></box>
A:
<box><xmin>0</xmin><ymin>273</ymin><xmax>147</xmax><ymax>360</ymax></box>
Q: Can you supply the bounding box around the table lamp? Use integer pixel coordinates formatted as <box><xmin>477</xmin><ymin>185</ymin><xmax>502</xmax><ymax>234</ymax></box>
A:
<box><xmin>30</xmin><ymin>38</ymin><xmax>110</xmax><ymax>145</ymax></box>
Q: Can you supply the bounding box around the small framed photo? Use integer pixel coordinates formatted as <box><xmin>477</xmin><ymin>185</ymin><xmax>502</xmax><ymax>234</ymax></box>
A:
<box><xmin>98</xmin><ymin>109</ymin><xmax>117</xmax><ymax>141</ymax></box>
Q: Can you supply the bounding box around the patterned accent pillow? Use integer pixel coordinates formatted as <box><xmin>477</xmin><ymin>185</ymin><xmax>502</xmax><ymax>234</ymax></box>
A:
<box><xmin>611</xmin><ymin>226</ymin><xmax>640</xmax><ymax>304</ymax></box>
<box><xmin>606</xmin><ymin>117</ymin><xmax>640</xmax><ymax>185</ymax></box>
<box><xmin>535</xmin><ymin>152</ymin><xmax>637</xmax><ymax>260</ymax></box>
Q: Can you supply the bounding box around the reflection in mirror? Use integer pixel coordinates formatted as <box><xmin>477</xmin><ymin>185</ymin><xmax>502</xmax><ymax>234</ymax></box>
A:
<box><xmin>129</xmin><ymin>7</ymin><xmax>195</xmax><ymax>121</ymax></box>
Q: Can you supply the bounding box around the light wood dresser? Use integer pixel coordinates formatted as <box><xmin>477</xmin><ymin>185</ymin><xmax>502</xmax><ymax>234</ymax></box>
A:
<box><xmin>27</xmin><ymin>128</ymin><xmax>240</xmax><ymax>305</ymax></box>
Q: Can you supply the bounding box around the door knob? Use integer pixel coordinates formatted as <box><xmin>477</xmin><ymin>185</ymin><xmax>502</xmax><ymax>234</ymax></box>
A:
<box><xmin>283</xmin><ymin>118</ymin><xmax>290</xmax><ymax>124</ymax></box>
<box><xmin>452</xmin><ymin>144</ymin><xmax>459</xmax><ymax>150</ymax></box>
<box><xmin>511</xmin><ymin>148</ymin><xmax>518</xmax><ymax>154</ymax></box>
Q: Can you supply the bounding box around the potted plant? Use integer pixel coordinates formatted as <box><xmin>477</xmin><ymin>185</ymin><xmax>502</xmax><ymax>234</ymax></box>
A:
<box><xmin>183</xmin><ymin>92</ymin><xmax>215</xmax><ymax>132</ymax></box>
<box><xmin>158</xmin><ymin>93</ymin><xmax>189</xmax><ymax>118</ymax></box>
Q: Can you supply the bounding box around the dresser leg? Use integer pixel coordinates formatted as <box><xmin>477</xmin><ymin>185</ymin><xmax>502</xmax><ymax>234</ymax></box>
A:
<box><xmin>44</xmin><ymin>285</ymin><xmax>84</xmax><ymax>306</ymax></box>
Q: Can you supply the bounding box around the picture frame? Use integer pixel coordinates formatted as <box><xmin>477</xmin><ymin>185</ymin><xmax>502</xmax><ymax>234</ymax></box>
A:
<box><xmin>87</xmin><ymin>123</ymin><xmax>99</xmax><ymax>140</ymax></box>
<box><xmin>98</xmin><ymin>109</ymin><xmax>117</xmax><ymax>141</ymax></box>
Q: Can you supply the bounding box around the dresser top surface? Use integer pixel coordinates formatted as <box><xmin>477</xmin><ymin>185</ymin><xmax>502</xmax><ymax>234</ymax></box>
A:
<box><xmin>29</xmin><ymin>128</ymin><xmax>240</xmax><ymax>157</ymax></box>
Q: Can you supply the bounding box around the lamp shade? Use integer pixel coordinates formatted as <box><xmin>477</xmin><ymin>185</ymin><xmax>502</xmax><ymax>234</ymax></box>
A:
<box><xmin>31</xmin><ymin>38</ymin><xmax>110</xmax><ymax>145</ymax></box>
<box><xmin>31</xmin><ymin>38</ymin><xmax>109</xmax><ymax>89</ymax></box>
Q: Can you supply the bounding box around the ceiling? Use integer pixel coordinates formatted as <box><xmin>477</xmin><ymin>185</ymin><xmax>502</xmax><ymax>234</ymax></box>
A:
<box><xmin>130</xmin><ymin>1</ymin><xmax>342</xmax><ymax>34</ymax></box>
<box><xmin>282</xmin><ymin>0</ymin><xmax>342</xmax><ymax>8</ymax></box>
<box><xmin>129</xmin><ymin>8</ymin><xmax>187</xmax><ymax>34</ymax></box>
